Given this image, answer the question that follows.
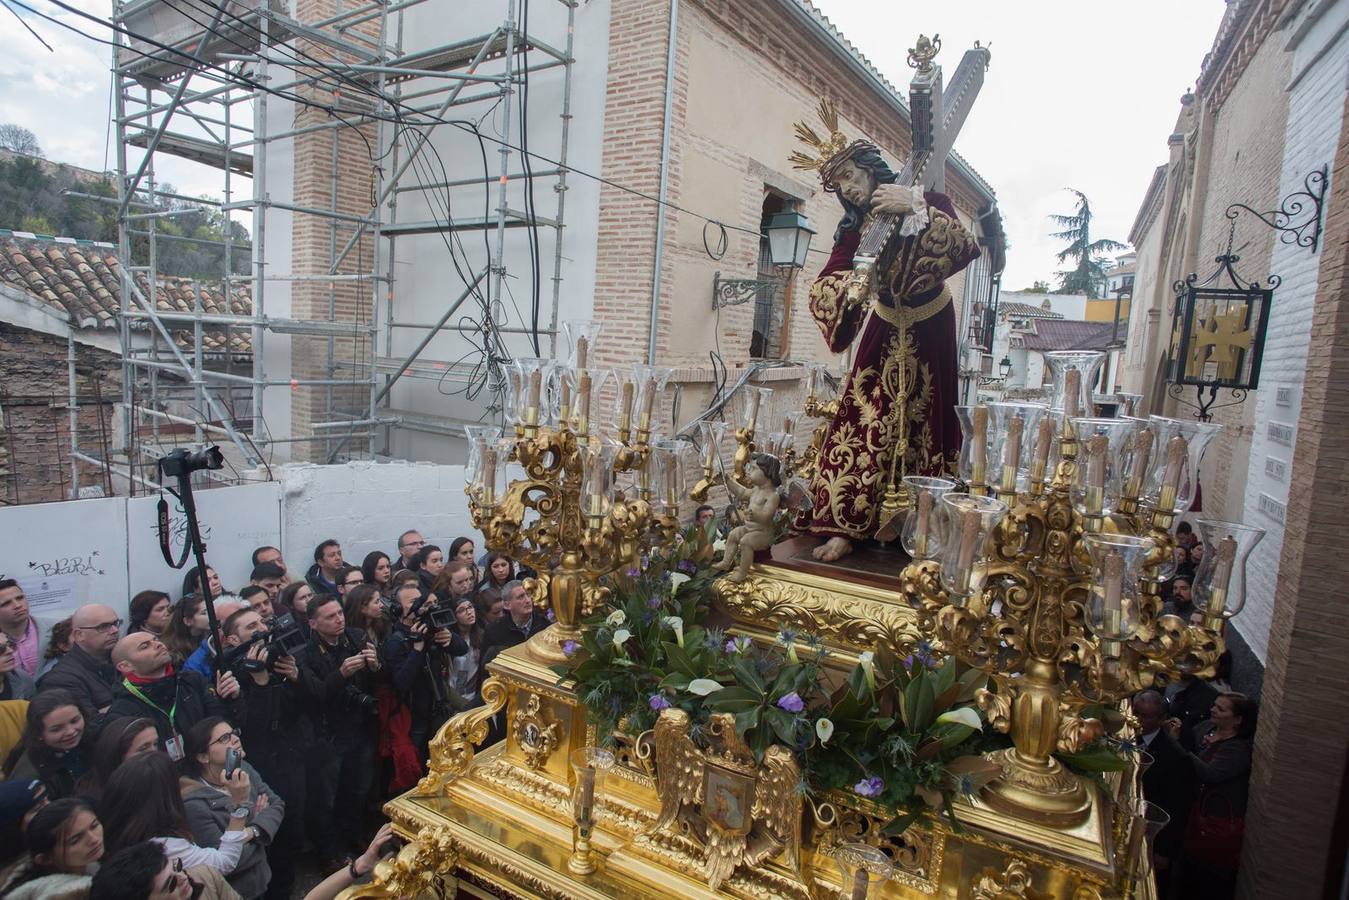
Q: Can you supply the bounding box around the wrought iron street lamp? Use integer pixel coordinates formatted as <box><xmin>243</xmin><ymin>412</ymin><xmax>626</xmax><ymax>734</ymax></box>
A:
<box><xmin>1166</xmin><ymin>238</ymin><xmax>1274</xmax><ymax>421</ymax></box>
<box><xmin>711</xmin><ymin>211</ymin><xmax>816</xmax><ymax>310</ymax></box>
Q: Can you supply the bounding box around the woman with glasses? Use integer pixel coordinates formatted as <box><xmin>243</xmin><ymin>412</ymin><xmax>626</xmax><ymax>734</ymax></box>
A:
<box><xmin>162</xmin><ymin>596</ymin><xmax>210</xmax><ymax>668</ymax></box>
<box><xmin>90</xmin><ymin>842</ymin><xmax>239</xmax><ymax>900</ymax></box>
<box><xmin>0</xmin><ymin>797</ymin><xmax>104</xmax><ymax>899</ymax></box>
<box><xmin>179</xmin><ymin>719</ymin><xmax>283</xmax><ymax>900</ymax></box>
<box><xmin>101</xmin><ymin>752</ymin><xmax>260</xmax><ymax>878</ymax></box>
<box><xmin>0</xmin><ymin>634</ymin><xmax>34</xmax><ymax>701</ymax></box>
<box><xmin>3</xmin><ymin>691</ymin><xmax>92</xmax><ymax>800</ymax></box>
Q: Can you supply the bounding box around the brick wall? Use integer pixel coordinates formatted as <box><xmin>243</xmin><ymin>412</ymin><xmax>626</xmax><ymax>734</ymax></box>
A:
<box><xmin>288</xmin><ymin>0</ymin><xmax>379</xmax><ymax>462</ymax></box>
<box><xmin>1238</xmin><ymin>77</ymin><xmax>1349</xmax><ymax>900</ymax></box>
<box><xmin>0</xmin><ymin>323</ymin><xmax>121</xmax><ymax>503</ymax></box>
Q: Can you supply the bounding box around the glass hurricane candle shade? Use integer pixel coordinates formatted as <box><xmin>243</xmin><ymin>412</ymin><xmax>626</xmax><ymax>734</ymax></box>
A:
<box><xmin>1140</xmin><ymin>417</ymin><xmax>1224</xmax><ymax>515</ymax></box>
<box><xmin>472</xmin><ymin>437</ymin><xmax>513</xmax><ymax>508</ymax></box>
<box><xmin>463</xmin><ymin>424</ymin><xmax>503</xmax><ymax>487</ymax></box>
<box><xmin>580</xmin><ymin>440</ymin><xmax>618</xmax><ymax>523</ymax></box>
<box><xmin>626</xmin><ymin>365</ymin><xmax>674</xmax><ymax>436</ymax></box>
<box><xmin>1044</xmin><ymin>351</ymin><xmax>1106</xmax><ymax>427</ymax></box>
<box><xmin>697</xmin><ymin>419</ymin><xmax>729</xmax><ymax>473</ymax></box>
<box><xmin>561</xmin><ymin>319</ymin><xmax>602</xmax><ymax>369</ymax></box>
<box><xmin>986</xmin><ymin>402</ymin><xmax>1049</xmax><ymax>494</ymax></box>
<box><xmin>900</xmin><ymin>476</ymin><xmax>958</xmax><ymax>560</ymax></box>
<box><xmin>938</xmin><ymin>493</ymin><xmax>1008</xmax><ymax>600</ymax></box>
<box><xmin>1070</xmin><ymin>417</ymin><xmax>1141</xmax><ymax>518</ymax></box>
<box><xmin>649</xmin><ymin>439</ymin><xmax>692</xmax><ymax>514</ymax></box>
<box><xmin>835</xmin><ymin>842</ymin><xmax>894</xmax><ymax>900</ymax></box>
<box><xmin>1082</xmin><ymin>533</ymin><xmax>1155</xmax><ymax>643</ymax></box>
<box><xmin>563</xmin><ymin>367</ymin><xmax>615</xmax><ymax>439</ymax></box>
<box><xmin>954</xmin><ymin>405</ymin><xmax>990</xmax><ymax>487</ymax></box>
<box><xmin>569</xmin><ymin>747</ymin><xmax>615</xmax><ymax>824</ymax></box>
<box><xmin>1192</xmin><ymin>519</ymin><xmax>1265</xmax><ymax>619</ymax></box>
<box><xmin>739</xmin><ymin>385</ymin><xmax>775</xmax><ymax>433</ymax></box>
<box><xmin>506</xmin><ymin>357</ymin><xmax>549</xmax><ymax>427</ymax></box>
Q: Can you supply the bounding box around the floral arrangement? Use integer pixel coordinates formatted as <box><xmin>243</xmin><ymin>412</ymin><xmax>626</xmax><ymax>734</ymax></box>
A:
<box><xmin>555</xmin><ymin>524</ymin><xmax>1007</xmax><ymax>835</ymax></box>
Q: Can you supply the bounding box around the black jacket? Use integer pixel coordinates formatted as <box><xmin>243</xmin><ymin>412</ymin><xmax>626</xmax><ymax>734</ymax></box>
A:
<box><xmin>304</xmin><ymin>564</ymin><xmax>341</xmax><ymax>598</ymax></box>
<box><xmin>1168</xmin><ymin>678</ymin><xmax>1220</xmax><ymax>752</ymax></box>
<box><xmin>383</xmin><ymin>621</ymin><xmax>469</xmax><ymax>730</ymax></box>
<box><xmin>104</xmin><ymin>669</ymin><xmax>226</xmax><ymax>743</ymax></box>
<box><xmin>1141</xmin><ymin>729</ymin><xmax>1194</xmax><ymax>859</ymax></box>
<box><xmin>228</xmin><ymin>647</ymin><xmax>321</xmax><ymax>761</ymax></box>
<box><xmin>301</xmin><ymin>626</ymin><xmax>377</xmax><ymax>739</ymax></box>
<box><xmin>38</xmin><ymin>646</ymin><xmax>119</xmax><ymax>712</ymax></box>
<box><xmin>480</xmin><ymin>610</ymin><xmax>550</xmax><ymax>678</ymax></box>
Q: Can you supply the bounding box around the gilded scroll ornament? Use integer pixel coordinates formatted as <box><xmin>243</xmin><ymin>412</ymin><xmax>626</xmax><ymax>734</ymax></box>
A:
<box><xmin>411</xmin><ymin>677</ymin><xmax>507</xmax><ymax>797</ymax></box>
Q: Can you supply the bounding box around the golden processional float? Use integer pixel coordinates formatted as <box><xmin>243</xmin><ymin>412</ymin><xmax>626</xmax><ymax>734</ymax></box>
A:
<box><xmin>340</xmin><ymin>322</ymin><xmax>1266</xmax><ymax>899</ymax></box>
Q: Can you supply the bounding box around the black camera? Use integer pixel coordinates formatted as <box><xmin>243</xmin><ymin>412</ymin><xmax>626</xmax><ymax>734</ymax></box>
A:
<box><xmin>345</xmin><ymin>683</ymin><xmax>380</xmax><ymax>716</ymax></box>
<box><xmin>158</xmin><ymin>446</ymin><xmax>225</xmax><ymax>478</ymax></box>
<box><xmin>377</xmin><ymin>595</ymin><xmax>403</xmax><ymax>622</ymax></box>
<box><xmin>417</xmin><ymin>598</ymin><xmax>457</xmax><ymax>632</ymax></box>
<box><xmin>229</xmin><ymin>612</ymin><xmax>308</xmax><ymax>674</ymax></box>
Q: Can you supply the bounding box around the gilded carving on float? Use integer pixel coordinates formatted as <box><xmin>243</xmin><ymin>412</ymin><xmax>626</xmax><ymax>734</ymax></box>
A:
<box><xmin>510</xmin><ymin>691</ymin><xmax>561</xmax><ymax>770</ymax></box>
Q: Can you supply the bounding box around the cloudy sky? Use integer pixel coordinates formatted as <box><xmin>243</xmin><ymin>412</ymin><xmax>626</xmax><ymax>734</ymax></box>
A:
<box><xmin>1</xmin><ymin>0</ymin><xmax>1225</xmax><ymax>287</ymax></box>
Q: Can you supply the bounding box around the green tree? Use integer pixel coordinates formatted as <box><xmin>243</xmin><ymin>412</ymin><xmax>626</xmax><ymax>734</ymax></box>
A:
<box><xmin>1049</xmin><ymin>189</ymin><xmax>1125</xmax><ymax>298</ymax></box>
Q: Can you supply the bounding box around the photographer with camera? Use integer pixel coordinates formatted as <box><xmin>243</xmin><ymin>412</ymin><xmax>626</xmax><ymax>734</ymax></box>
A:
<box><xmin>381</xmin><ymin>583</ymin><xmax>470</xmax><ymax>763</ymax></box>
<box><xmin>220</xmin><ymin>607</ymin><xmax>315</xmax><ymax>899</ymax></box>
<box><xmin>301</xmin><ymin>593</ymin><xmax>380</xmax><ymax>867</ymax></box>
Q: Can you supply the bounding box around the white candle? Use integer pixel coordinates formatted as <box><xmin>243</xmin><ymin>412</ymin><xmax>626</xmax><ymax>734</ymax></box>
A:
<box><xmin>1211</xmin><ymin>535</ymin><xmax>1236</xmax><ymax>594</ymax></box>
<box><xmin>575</xmin><ymin>334</ymin><xmax>589</xmax><ymax>369</ymax></box>
<box><xmin>640</xmin><ymin>377</ymin><xmax>657</xmax><ymax>431</ymax></box>
<box><xmin>1002</xmin><ymin>415</ymin><xmax>1023</xmax><ymax>492</ymax></box>
<box><xmin>481</xmin><ymin>445</ymin><xmax>497</xmax><ymax>506</ymax></box>
<box><xmin>1064</xmin><ymin>369</ymin><xmax>1081</xmax><ymax>420</ymax></box>
<box><xmin>1102</xmin><ymin>548</ymin><xmax>1124</xmax><ymax>636</ymax></box>
<box><xmin>955</xmin><ymin>508</ymin><xmax>981</xmax><ymax>592</ymax></box>
<box><xmin>916</xmin><ymin>489</ymin><xmax>933</xmax><ymax>557</ymax></box>
<box><xmin>1125</xmin><ymin>426</ymin><xmax>1154</xmax><ymax>498</ymax></box>
<box><xmin>527</xmin><ymin>368</ymin><xmax>542</xmax><ymax>425</ymax></box>
<box><xmin>620</xmin><ymin>381</ymin><xmax>634</xmax><ymax>436</ymax></box>
<box><xmin>1159</xmin><ymin>435</ymin><xmax>1186</xmax><ymax>511</ymax></box>
<box><xmin>971</xmin><ymin>406</ymin><xmax>988</xmax><ymax>485</ymax></box>
<box><xmin>1033</xmin><ymin>416</ymin><xmax>1053</xmax><ymax>485</ymax></box>
<box><xmin>577</xmin><ymin>371</ymin><xmax>592</xmax><ymax>436</ymax></box>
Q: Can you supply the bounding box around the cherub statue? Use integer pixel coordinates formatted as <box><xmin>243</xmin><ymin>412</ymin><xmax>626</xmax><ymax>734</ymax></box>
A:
<box><xmin>711</xmin><ymin>453</ymin><xmax>783</xmax><ymax>583</ymax></box>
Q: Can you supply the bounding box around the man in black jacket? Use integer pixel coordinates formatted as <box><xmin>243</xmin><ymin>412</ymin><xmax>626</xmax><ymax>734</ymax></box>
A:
<box><xmin>104</xmin><ymin>631</ymin><xmax>237</xmax><ymax>756</ymax></box>
<box><xmin>302</xmin><ymin>593</ymin><xmax>380</xmax><ymax>863</ymax></box>
<box><xmin>1165</xmin><ymin>673</ymin><xmax>1220</xmax><ymax>751</ymax></box>
<box><xmin>1133</xmin><ymin>689</ymin><xmax>1193</xmax><ymax>891</ymax></box>
<box><xmin>480</xmin><ymin>580</ymin><xmax>549</xmax><ymax>675</ymax></box>
<box><xmin>38</xmin><ymin>603</ymin><xmax>122</xmax><ymax>713</ymax></box>
<box><xmin>222</xmin><ymin>607</ymin><xmax>317</xmax><ymax>899</ymax></box>
<box><xmin>382</xmin><ymin>584</ymin><xmax>469</xmax><ymax>759</ymax></box>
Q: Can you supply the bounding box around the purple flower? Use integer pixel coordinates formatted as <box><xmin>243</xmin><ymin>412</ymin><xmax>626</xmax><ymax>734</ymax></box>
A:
<box><xmin>562</xmin><ymin>640</ymin><xmax>578</xmax><ymax>657</ymax></box>
<box><xmin>776</xmin><ymin>692</ymin><xmax>805</xmax><ymax>713</ymax></box>
<box><xmin>854</xmin><ymin>775</ymin><xmax>884</xmax><ymax>798</ymax></box>
<box><xmin>649</xmin><ymin>694</ymin><xmax>672</xmax><ymax>711</ymax></box>
<box><xmin>677</xmin><ymin>559</ymin><xmax>697</xmax><ymax>574</ymax></box>
<box><xmin>647</xmin><ymin>595</ymin><xmax>663</xmax><ymax>609</ymax></box>
<box><xmin>546</xmin><ymin>608</ymin><xmax>556</xmax><ymax>622</ymax></box>
<box><xmin>626</xmin><ymin>567</ymin><xmax>641</xmax><ymax>577</ymax></box>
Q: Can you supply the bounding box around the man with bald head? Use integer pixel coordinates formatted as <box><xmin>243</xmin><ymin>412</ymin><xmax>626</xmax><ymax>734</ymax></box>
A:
<box><xmin>1132</xmin><ymin>689</ymin><xmax>1191</xmax><ymax>886</ymax></box>
<box><xmin>38</xmin><ymin>602</ymin><xmax>122</xmax><ymax>712</ymax></box>
<box><xmin>105</xmin><ymin>629</ymin><xmax>238</xmax><ymax>753</ymax></box>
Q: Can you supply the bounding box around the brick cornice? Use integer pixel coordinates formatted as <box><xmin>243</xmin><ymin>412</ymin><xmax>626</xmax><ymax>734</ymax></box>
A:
<box><xmin>688</xmin><ymin>0</ymin><xmax>991</xmax><ymax>216</ymax></box>
<box><xmin>1198</xmin><ymin>0</ymin><xmax>1294</xmax><ymax>110</ymax></box>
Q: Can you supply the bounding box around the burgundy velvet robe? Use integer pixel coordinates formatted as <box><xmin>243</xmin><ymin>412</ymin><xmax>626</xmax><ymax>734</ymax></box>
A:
<box><xmin>799</xmin><ymin>192</ymin><xmax>979</xmax><ymax>541</ymax></box>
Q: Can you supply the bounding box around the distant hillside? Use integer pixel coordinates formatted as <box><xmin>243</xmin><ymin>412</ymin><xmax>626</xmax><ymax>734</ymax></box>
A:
<box><xmin>0</xmin><ymin>150</ymin><xmax>249</xmax><ymax>278</ymax></box>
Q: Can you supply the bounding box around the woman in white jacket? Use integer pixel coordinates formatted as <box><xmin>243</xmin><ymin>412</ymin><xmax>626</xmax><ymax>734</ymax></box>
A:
<box><xmin>99</xmin><ymin>752</ymin><xmax>261</xmax><ymax>874</ymax></box>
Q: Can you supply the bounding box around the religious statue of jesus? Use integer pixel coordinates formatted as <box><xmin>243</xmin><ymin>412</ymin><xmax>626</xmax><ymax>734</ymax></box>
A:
<box><xmin>789</xmin><ymin>99</ymin><xmax>980</xmax><ymax>561</ymax></box>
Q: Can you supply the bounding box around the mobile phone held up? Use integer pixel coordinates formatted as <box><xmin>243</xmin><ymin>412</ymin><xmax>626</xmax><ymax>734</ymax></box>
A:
<box><xmin>224</xmin><ymin>747</ymin><xmax>241</xmax><ymax>780</ymax></box>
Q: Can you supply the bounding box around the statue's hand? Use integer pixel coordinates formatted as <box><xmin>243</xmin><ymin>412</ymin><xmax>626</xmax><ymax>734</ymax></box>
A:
<box><xmin>871</xmin><ymin>183</ymin><xmax>919</xmax><ymax>216</ymax></box>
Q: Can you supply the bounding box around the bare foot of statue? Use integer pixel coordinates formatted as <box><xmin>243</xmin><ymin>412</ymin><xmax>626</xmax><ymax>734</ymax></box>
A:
<box><xmin>812</xmin><ymin>536</ymin><xmax>854</xmax><ymax>562</ymax></box>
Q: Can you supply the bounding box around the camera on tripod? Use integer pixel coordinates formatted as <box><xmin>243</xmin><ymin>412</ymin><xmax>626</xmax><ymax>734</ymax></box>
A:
<box><xmin>228</xmin><ymin>612</ymin><xmax>308</xmax><ymax>673</ymax></box>
<box><xmin>158</xmin><ymin>446</ymin><xmax>225</xmax><ymax>478</ymax></box>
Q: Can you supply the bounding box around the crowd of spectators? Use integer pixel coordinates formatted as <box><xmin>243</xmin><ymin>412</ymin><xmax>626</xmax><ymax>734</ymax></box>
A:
<box><xmin>0</xmin><ymin>531</ymin><xmax>534</xmax><ymax>899</ymax></box>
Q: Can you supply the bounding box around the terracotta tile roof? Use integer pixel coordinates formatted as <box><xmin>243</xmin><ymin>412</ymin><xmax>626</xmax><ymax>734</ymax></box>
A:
<box><xmin>0</xmin><ymin>230</ymin><xmax>251</xmax><ymax>354</ymax></box>
<box><xmin>999</xmin><ymin>302</ymin><xmax>1065</xmax><ymax>320</ymax></box>
<box><xmin>1022</xmin><ymin>319</ymin><xmax>1120</xmax><ymax>352</ymax></box>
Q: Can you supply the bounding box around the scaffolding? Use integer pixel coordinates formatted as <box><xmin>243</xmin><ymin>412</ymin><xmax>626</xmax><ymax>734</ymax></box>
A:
<box><xmin>93</xmin><ymin>0</ymin><xmax>576</xmax><ymax>485</ymax></box>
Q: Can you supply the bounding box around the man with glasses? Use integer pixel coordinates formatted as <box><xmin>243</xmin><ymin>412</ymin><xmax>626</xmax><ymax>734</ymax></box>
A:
<box><xmin>38</xmin><ymin>603</ymin><xmax>122</xmax><ymax>713</ymax></box>
<box><xmin>392</xmin><ymin>530</ymin><xmax>425</xmax><ymax>573</ymax></box>
<box><xmin>105</xmin><ymin>631</ymin><xmax>237</xmax><ymax>755</ymax></box>
<box><xmin>0</xmin><ymin>579</ymin><xmax>39</xmax><ymax>677</ymax></box>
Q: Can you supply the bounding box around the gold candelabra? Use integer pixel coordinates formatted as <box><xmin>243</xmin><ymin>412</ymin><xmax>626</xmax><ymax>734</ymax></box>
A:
<box><xmin>899</xmin><ymin>351</ymin><xmax>1253</xmax><ymax>827</ymax></box>
<box><xmin>465</xmin><ymin>349</ymin><xmax>681</xmax><ymax>666</ymax></box>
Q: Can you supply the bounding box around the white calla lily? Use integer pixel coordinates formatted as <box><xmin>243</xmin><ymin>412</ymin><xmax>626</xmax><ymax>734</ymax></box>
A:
<box><xmin>688</xmin><ymin>678</ymin><xmax>724</xmax><ymax>696</ymax></box>
<box><xmin>664</xmin><ymin>615</ymin><xmax>685</xmax><ymax>647</ymax></box>
<box><xmin>612</xmin><ymin>628</ymin><xmax>632</xmax><ymax>651</ymax></box>
<box><xmin>668</xmin><ymin>572</ymin><xmax>691</xmax><ymax>596</ymax></box>
<box><xmin>857</xmin><ymin>650</ymin><xmax>876</xmax><ymax>689</ymax></box>
<box><xmin>935</xmin><ymin>707</ymin><xmax>983</xmax><ymax>731</ymax></box>
<box><xmin>606</xmin><ymin>609</ymin><xmax>626</xmax><ymax>627</ymax></box>
<box><xmin>815</xmin><ymin>717</ymin><xmax>835</xmax><ymax>745</ymax></box>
